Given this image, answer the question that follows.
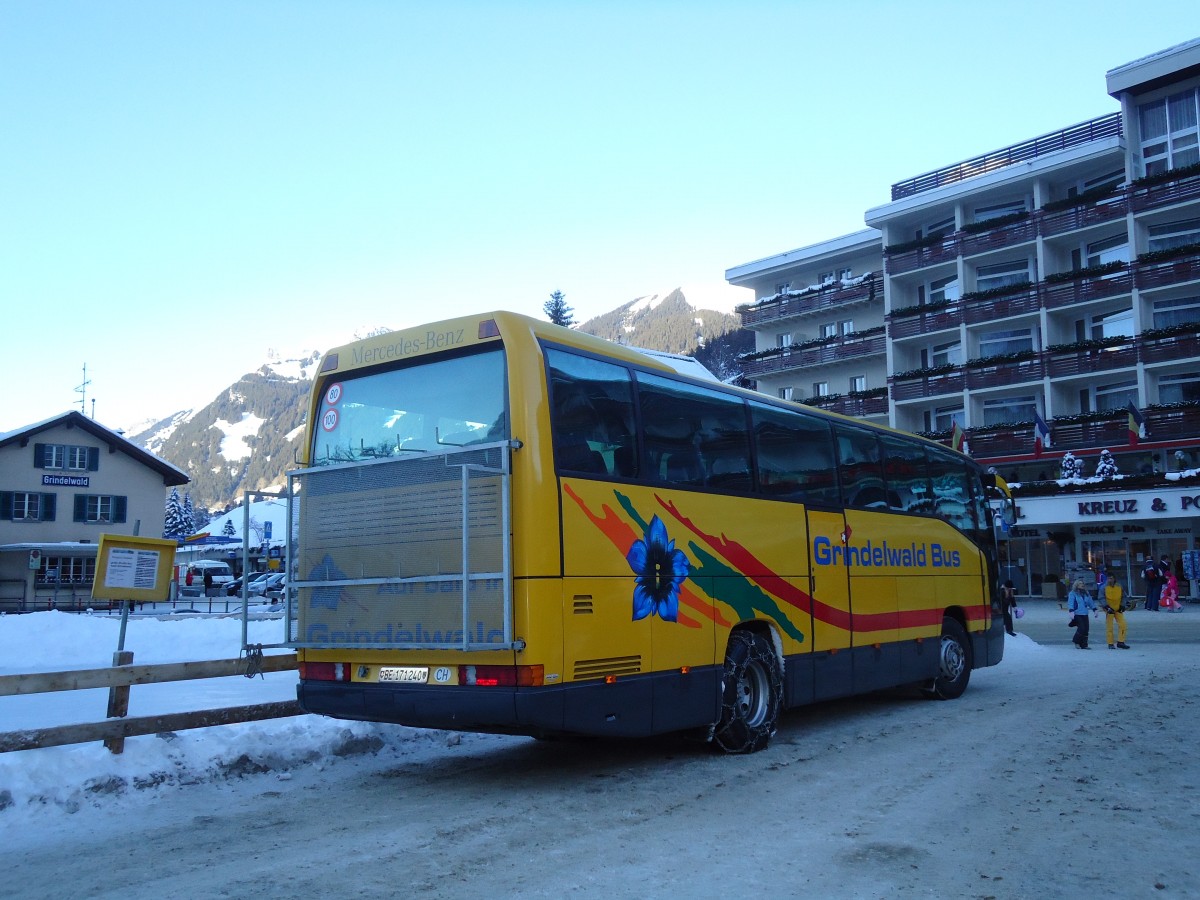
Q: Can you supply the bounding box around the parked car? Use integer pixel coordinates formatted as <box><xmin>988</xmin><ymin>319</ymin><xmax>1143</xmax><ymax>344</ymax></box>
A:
<box><xmin>263</xmin><ymin>574</ymin><xmax>288</xmax><ymax>600</ymax></box>
<box><xmin>225</xmin><ymin>572</ymin><xmax>271</xmax><ymax>596</ymax></box>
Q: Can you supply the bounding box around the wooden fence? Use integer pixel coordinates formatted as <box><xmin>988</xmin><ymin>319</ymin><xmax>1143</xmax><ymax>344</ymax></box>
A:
<box><xmin>0</xmin><ymin>653</ymin><xmax>302</xmax><ymax>754</ymax></box>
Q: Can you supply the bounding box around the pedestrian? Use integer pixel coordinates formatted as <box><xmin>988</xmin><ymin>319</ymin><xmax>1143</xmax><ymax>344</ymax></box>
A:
<box><xmin>1142</xmin><ymin>556</ymin><xmax>1163</xmax><ymax>611</ymax></box>
<box><xmin>1001</xmin><ymin>579</ymin><xmax>1018</xmax><ymax>636</ymax></box>
<box><xmin>1103</xmin><ymin>571</ymin><xmax>1131</xmax><ymax>649</ymax></box>
<box><xmin>1160</xmin><ymin>559</ymin><xmax>1182</xmax><ymax>612</ymax></box>
<box><xmin>1067</xmin><ymin>578</ymin><xmax>1095</xmax><ymax>649</ymax></box>
<box><xmin>203</xmin><ymin>568</ymin><xmax>214</xmax><ymax>598</ymax></box>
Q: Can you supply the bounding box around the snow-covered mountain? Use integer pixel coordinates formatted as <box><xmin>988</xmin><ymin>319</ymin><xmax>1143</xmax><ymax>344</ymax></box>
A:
<box><xmin>131</xmin><ymin>291</ymin><xmax>750</xmax><ymax>512</ymax></box>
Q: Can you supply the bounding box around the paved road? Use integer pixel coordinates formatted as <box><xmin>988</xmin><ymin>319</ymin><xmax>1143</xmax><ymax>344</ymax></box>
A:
<box><xmin>1012</xmin><ymin>597</ymin><xmax>1200</xmax><ymax>644</ymax></box>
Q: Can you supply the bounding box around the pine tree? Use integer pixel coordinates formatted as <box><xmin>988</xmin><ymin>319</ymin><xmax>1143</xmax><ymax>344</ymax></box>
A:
<box><xmin>544</xmin><ymin>290</ymin><xmax>574</xmax><ymax>327</ymax></box>
<box><xmin>222</xmin><ymin>519</ymin><xmax>237</xmax><ymax>538</ymax></box>
<box><xmin>1060</xmin><ymin>452</ymin><xmax>1082</xmax><ymax>480</ymax></box>
<box><xmin>182</xmin><ymin>493</ymin><xmax>197</xmax><ymax>536</ymax></box>
<box><xmin>1095</xmin><ymin>449</ymin><xmax>1119</xmax><ymax>479</ymax></box>
<box><xmin>164</xmin><ymin>488</ymin><xmax>188</xmax><ymax>540</ymax></box>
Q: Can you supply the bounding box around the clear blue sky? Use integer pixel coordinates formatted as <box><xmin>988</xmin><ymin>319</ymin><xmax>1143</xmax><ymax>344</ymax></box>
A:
<box><xmin>2</xmin><ymin>2</ymin><xmax>1194</xmax><ymax>432</ymax></box>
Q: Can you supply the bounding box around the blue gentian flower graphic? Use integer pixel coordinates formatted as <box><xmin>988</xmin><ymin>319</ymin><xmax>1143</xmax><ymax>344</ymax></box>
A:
<box><xmin>626</xmin><ymin>514</ymin><xmax>690</xmax><ymax>622</ymax></box>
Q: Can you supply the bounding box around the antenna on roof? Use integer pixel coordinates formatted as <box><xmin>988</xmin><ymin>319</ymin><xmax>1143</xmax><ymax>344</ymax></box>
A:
<box><xmin>75</xmin><ymin>364</ymin><xmax>92</xmax><ymax>416</ymax></box>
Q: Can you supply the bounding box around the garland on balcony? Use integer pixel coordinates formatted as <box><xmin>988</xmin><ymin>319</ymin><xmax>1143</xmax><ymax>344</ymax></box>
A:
<box><xmin>1136</xmin><ymin>241</ymin><xmax>1200</xmax><ymax>266</ymax></box>
<box><xmin>888</xmin><ymin>297</ymin><xmax>956</xmax><ymax>319</ymax></box>
<box><xmin>948</xmin><ymin>401</ymin><xmax>1200</xmax><ymax>436</ymax></box>
<box><xmin>800</xmin><ymin>387</ymin><xmax>888</xmax><ymax>407</ymax></box>
<box><xmin>891</xmin><ymin>363</ymin><xmax>959</xmax><ymax>381</ymax></box>
<box><xmin>748</xmin><ymin>272</ymin><xmax>877</xmax><ymax>307</ymax></box>
<box><xmin>1043</xmin><ymin>260</ymin><xmax>1128</xmax><ymax>283</ymax></box>
<box><xmin>737</xmin><ymin>326</ymin><xmax>886</xmax><ymax>362</ymax></box>
<box><xmin>1140</xmin><ymin>320</ymin><xmax>1200</xmax><ymax>341</ymax></box>
<box><xmin>883</xmin><ymin>233</ymin><xmax>946</xmax><ymax>256</ymax></box>
<box><xmin>1128</xmin><ymin>160</ymin><xmax>1200</xmax><ymax>191</ymax></box>
<box><xmin>1045</xmin><ymin>335</ymin><xmax>1132</xmax><ymax>353</ymax></box>
<box><xmin>955</xmin><ymin>280</ymin><xmax>1034</xmax><ymax>304</ymax></box>
<box><xmin>962</xmin><ymin>350</ymin><xmax>1038</xmax><ymax>369</ymax></box>
<box><xmin>960</xmin><ymin>210</ymin><xmax>1030</xmax><ymax>234</ymax></box>
<box><xmin>1040</xmin><ymin>183</ymin><xmax>1122</xmax><ymax>213</ymax></box>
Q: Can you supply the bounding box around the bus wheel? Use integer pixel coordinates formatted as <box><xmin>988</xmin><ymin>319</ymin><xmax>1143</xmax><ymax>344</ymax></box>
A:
<box><xmin>925</xmin><ymin>616</ymin><xmax>972</xmax><ymax>700</ymax></box>
<box><xmin>714</xmin><ymin>630</ymin><xmax>782</xmax><ymax>754</ymax></box>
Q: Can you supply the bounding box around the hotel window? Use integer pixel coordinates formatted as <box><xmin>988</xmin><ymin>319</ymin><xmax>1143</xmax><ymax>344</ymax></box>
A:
<box><xmin>775</xmin><ymin>281</ymin><xmax>791</xmax><ymax>295</ymax></box>
<box><xmin>818</xmin><ymin>267</ymin><xmax>854</xmax><ymax>285</ymax></box>
<box><xmin>1152</xmin><ymin>295</ymin><xmax>1200</xmax><ymax>328</ymax></box>
<box><xmin>929</xmin><ymin>340</ymin><xmax>962</xmax><ymax>368</ymax></box>
<box><xmin>1068</xmin><ymin>169</ymin><xmax>1125</xmax><ymax>198</ymax></box>
<box><xmin>1147</xmin><ymin>218</ymin><xmax>1200</xmax><ymax>253</ymax></box>
<box><xmin>919</xmin><ymin>216</ymin><xmax>956</xmax><ymax>240</ymax></box>
<box><xmin>1093</xmin><ymin>380</ymin><xmax>1138</xmax><ymax>412</ymax></box>
<box><xmin>778</xmin><ymin>386</ymin><xmax>794</xmax><ymax>401</ymax></box>
<box><xmin>1083</xmin><ymin>308</ymin><xmax>1133</xmax><ymax>341</ymax></box>
<box><xmin>982</xmin><ymin>395</ymin><xmax>1037</xmax><ymax>427</ymax></box>
<box><xmin>932</xmin><ymin>406</ymin><xmax>964</xmax><ymax>432</ymax></box>
<box><xmin>918</xmin><ymin>274</ymin><xmax>960</xmax><ymax>306</ymax></box>
<box><xmin>74</xmin><ymin>494</ymin><xmax>128</xmax><ymax>524</ymax></box>
<box><xmin>978</xmin><ymin>327</ymin><xmax>1036</xmax><ymax>358</ymax></box>
<box><xmin>37</xmin><ymin>555</ymin><xmax>95</xmax><ymax>585</ymax></box>
<box><xmin>776</xmin><ymin>333</ymin><xmax>793</xmax><ymax>349</ymax></box>
<box><xmin>820</xmin><ymin>323</ymin><xmax>838</xmax><ymax>339</ymax></box>
<box><xmin>1158</xmin><ymin>372</ymin><xmax>1200</xmax><ymax>404</ymax></box>
<box><xmin>838</xmin><ymin>319</ymin><xmax>855</xmax><ymax>336</ymax></box>
<box><xmin>1139</xmin><ymin>88</ymin><xmax>1199</xmax><ymax>176</ymax></box>
<box><xmin>972</xmin><ymin>198</ymin><xmax>1026</xmax><ymax>223</ymax></box>
<box><xmin>975</xmin><ymin>259</ymin><xmax>1032</xmax><ymax>293</ymax></box>
<box><xmin>812</xmin><ymin>381</ymin><xmax>830</xmax><ymax>398</ymax></box>
<box><xmin>1070</xmin><ymin>233</ymin><xmax>1129</xmax><ymax>270</ymax></box>
<box><xmin>849</xmin><ymin>375</ymin><xmax>867</xmax><ymax>393</ymax></box>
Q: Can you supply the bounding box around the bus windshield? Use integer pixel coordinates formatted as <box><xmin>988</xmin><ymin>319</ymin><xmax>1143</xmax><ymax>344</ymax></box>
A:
<box><xmin>310</xmin><ymin>348</ymin><xmax>506</xmax><ymax>465</ymax></box>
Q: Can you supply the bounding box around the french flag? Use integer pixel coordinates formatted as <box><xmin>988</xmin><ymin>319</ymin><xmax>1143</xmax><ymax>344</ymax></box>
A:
<box><xmin>1033</xmin><ymin>411</ymin><xmax>1052</xmax><ymax>457</ymax></box>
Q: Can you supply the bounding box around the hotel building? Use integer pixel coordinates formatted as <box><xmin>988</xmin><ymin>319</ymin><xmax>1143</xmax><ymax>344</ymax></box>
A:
<box><xmin>727</xmin><ymin>39</ymin><xmax>1200</xmax><ymax>598</ymax></box>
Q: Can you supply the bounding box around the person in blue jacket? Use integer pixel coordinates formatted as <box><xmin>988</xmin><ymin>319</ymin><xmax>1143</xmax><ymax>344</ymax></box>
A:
<box><xmin>1067</xmin><ymin>579</ymin><xmax>1096</xmax><ymax>649</ymax></box>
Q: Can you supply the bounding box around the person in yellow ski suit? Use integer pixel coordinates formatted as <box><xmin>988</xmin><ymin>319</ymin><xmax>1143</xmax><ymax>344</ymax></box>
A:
<box><xmin>1104</xmin><ymin>572</ymin><xmax>1130</xmax><ymax>649</ymax></box>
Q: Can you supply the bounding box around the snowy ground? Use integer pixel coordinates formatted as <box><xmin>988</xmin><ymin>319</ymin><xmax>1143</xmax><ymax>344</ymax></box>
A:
<box><xmin>3</xmin><ymin>605</ymin><xmax>1199</xmax><ymax>898</ymax></box>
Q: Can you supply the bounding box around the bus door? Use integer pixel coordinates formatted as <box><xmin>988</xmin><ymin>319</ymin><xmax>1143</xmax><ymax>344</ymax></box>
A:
<box><xmin>806</xmin><ymin>507</ymin><xmax>854</xmax><ymax>701</ymax></box>
<box><xmin>843</xmin><ymin>508</ymin><xmax>901</xmax><ymax>694</ymax></box>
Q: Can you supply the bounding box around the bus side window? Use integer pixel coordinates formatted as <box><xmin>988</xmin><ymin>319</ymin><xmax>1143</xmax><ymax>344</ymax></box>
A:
<box><xmin>835</xmin><ymin>426</ymin><xmax>886</xmax><ymax>508</ymax></box>
<box><xmin>880</xmin><ymin>434</ymin><xmax>931</xmax><ymax>513</ymax></box>
<box><xmin>545</xmin><ymin>347</ymin><xmax>636</xmax><ymax>477</ymax></box>
<box><xmin>749</xmin><ymin>402</ymin><xmax>837</xmax><ymax>505</ymax></box>
<box><xmin>926</xmin><ymin>448</ymin><xmax>975</xmax><ymax>532</ymax></box>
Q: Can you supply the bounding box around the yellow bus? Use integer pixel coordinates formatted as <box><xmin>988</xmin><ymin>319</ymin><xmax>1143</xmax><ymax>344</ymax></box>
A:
<box><xmin>287</xmin><ymin>311</ymin><xmax>1014</xmax><ymax>753</ymax></box>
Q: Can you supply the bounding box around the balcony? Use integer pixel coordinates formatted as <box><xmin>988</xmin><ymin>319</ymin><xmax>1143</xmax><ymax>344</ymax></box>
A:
<box><xmin>884</xmin><ymin>241</ymin><xmax>959</xmax><ymax>276</ymax></box>
<box><xmin>960</xmin><ymin>286</ymin><xmax>1041</xmax><ymax>325</ymax></box>
<box><xmin>739</xmin><ymin>277</ymin><xmax>878</xmax><ymax>328</ymax></box>
<box><xmin>1044</xmin><ymin>340</ymin><xmax>1137</xmax><ymax>378</ymax></box>
<box><xmin>929</xmin><ymin>403</ymin><xmax>1200</xmax><ymax>460</ymax></box>
<box><xmin>887</xmin><ymin>304</ymin><xmax>963</xmax><ymax>339</ymax></box>
<box><xmin>957</xmin><ymin>217</ymin><xmax>1038</xmax><ymax>257</ymax></box>
<box><xmin>1041</xmin><ymin>270</ymin><xmax>1133</xmax><ymax>309</ymax></box>
<box><xmin>1039</xmin><ymin>196</ymin><xmax>1128</xmax><ymax>237</ymax></box>
<box><xmin>802</xmin><ymin>392</ymin><xmax>889</xmax><ymax>419</ymax></box>
<box><xmin>741</xmin><ymin>330</ymin><xmax>886</xmax><ymax>378</ymax></box>
<box><xmin>890</xmin><ymin>330</ymin><xmax>1191</xmax><ymax>402</ymax></box>
<box><xmin>1135</xmin><ymin>253</ymin><xmax>1200</xmax><ymax>291</ymax></box>
<box><xmin>890</xmin><ymin>113</ymin><xmax>1122</xmax><ymax>201</ymax></box>
<box><xmin>1129</xmin><ymin>172</ymin><xmax>1200</xmax><ymax>213</ymax></box>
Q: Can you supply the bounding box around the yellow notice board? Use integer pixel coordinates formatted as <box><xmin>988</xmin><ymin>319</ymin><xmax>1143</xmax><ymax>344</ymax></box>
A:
<box><xmin>91</xmin><ymin>534</ymin><xmax>178</xmax><ymax>603</ymax></box>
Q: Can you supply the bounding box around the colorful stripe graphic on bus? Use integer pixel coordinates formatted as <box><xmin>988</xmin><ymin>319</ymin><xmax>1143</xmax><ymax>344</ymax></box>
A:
<box><xmin>564</xmin><ymin>484</ymin><xmax>805</xmax><ymax>643</ymax></box>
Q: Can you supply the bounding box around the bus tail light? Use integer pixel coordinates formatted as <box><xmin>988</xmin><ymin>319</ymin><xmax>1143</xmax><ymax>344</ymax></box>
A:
<box><xmin>299</xmin><ymin>662</ymin><xmax>350</xmax><ymax>682</ymax></box>
<box><xmin>459</xmin><ymin>664</ymin><xmax>544</xmax><ymax>687</ymax></box>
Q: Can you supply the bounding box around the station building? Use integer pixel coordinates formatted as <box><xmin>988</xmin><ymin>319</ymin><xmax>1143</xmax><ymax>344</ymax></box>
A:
<box><xmin>727</xmin><ymin>38</ymin><xmax>1200</xmax><ymax>598</ymax></box>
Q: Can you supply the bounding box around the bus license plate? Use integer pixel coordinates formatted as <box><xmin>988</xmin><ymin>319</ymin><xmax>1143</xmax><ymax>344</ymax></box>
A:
<box><xmin>378</xmin><ymin>666</ymin><xmax>429</xmax><ymax>684</ymax></box>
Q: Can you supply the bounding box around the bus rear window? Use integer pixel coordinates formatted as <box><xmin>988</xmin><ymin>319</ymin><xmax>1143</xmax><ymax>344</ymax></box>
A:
<box><xmin>310</xmin><ymin>348</ymin><xmax>506</xmax><ymax>466</ymax></box>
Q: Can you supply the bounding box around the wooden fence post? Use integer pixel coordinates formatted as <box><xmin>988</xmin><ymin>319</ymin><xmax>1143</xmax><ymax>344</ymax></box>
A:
<box><xmin>103</xmin><ymin>650</ymin><xmax>134</xmax><ymax>754</ymax></box>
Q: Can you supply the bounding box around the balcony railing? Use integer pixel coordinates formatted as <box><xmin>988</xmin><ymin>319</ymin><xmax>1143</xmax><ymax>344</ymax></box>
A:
<box><xmin>741</xmin><ymin>332</ymin><xmax>886</xmax><ymax>377</ymax></box>
<box><xmin>1039</xmin><ymin>197</ymin><xmax>1128</xmax><ymax>237</ymax></box>
<box><xmin>740</xmin><ymin>278</ymin><xmax>878</xmax><ymax>327</ymax></box>
<box><xmin>928</xmin><ymin>404</ymin><xmax>1200</xmax><ymax>460</ymax></box>
<box><xmin>956</xmin><ymin>218</ymin><xmax>1038</xmax><ymax>257</ymax></box>
<box><xmin>802</xmin><ymin>393</ymin><xmax>889</xmax><ymax>419</ymax></box>
<box><xmin>885</xmin><ymin>241</ymin><xmax>959</xmax><ymax>276</ymax></box>
<box><xmin>888</xmin><ymin>254</ymin><xmax>1199</xmax><ymax>341</ymax></box>
<box><xmin>890</xmin><ymin>331</ymin><xmax>1183</xmax><ymax>401</ymax></box>
<box><xmin>890</xmin><ymin>113</ymin><xmax>1123</xmax><ymax>201</ymax></box>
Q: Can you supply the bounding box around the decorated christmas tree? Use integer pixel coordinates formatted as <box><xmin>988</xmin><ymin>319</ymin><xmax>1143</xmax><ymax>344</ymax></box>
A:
<box><xmin>1095</xmin><ymin>449</ymin><xmax>1119</xmax><ymax>479</ymax></box>
<box><xmin>1060</xmin><ymin>452</ymin><xmax>1082</xmax><ymax>480</ymax></box>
